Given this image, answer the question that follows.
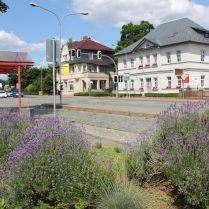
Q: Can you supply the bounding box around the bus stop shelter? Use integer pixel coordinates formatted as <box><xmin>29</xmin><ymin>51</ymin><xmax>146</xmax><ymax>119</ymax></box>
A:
<box><xmin>0</xmin><ymin>51</ymin><xmax>34</xmax><ymax>111</ymax></box>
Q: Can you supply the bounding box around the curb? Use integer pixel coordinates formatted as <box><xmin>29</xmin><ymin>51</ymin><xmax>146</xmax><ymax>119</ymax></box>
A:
<box><xmin>61</xmin><ymin>105</ymin><xmax>155</xmax><ymax>118</ymax></box>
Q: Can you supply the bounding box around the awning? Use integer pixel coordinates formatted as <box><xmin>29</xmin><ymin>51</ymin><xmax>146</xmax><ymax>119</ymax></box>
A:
<box><xmin>93</xmin><ymin>62</ymin><xmax>110</xmax><ymax>66</ymax></box>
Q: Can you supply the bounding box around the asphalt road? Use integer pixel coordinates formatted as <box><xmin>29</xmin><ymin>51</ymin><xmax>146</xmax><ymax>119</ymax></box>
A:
<box><xmin>0</xmin><ymin>95</ymin><xmax>190</xmax><ymax>116</ymax></box>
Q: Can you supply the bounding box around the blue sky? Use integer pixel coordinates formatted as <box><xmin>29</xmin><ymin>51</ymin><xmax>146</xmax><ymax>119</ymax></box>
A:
<box><xmin>1</xmin><ymin>0</ymin><xmax>209</xmax><ymax>79</ymax></box>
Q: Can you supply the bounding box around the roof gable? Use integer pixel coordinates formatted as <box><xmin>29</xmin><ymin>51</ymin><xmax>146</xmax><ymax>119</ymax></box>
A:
<box><xmin>115</xmin><ymin>17</ymin><xmax>209</xmax><ymax>56</ymax></box>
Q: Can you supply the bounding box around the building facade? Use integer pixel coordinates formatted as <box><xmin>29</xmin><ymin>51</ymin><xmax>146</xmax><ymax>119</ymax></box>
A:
<box><xmin>57</xmin><ymin>36</ymin><xmax>115</xmax><ymax>95</ymax></box>
<box><xmin>114</xmin><ymin>18</ymin><xmax>209</xmax><ymax>94</ymax></box>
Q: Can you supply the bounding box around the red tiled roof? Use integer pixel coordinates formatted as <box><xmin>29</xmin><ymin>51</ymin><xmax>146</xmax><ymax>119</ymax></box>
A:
<box><xmin>68</xmin><ymin>36</ymin><xmax>114</xmax><ymax>52</ymax></box>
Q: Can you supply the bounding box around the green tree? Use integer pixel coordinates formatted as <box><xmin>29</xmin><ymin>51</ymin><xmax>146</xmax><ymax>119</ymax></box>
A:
<box><xmin>8</xmin><ymin>66</ymin><xmax>53</xmax><ymax>93</ymax></box>
<box><xmin>0</xmin><ymin>0</ymin><xmax>9</xmax><ymax>13</ymax></box>
<box><xmin>67</xmin><ymin>38</ymin><xmax>78</xmax><ymax>46</ymax></box>
<box><xmin>115</xmin><ymin>20</ymin><xmax>154</xmax><ymax>52</ymax></box>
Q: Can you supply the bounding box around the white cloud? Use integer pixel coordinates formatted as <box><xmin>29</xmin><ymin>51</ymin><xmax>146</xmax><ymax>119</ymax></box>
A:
<box><xmin>0</xmin><ymin>30</ymin><xmax>45</xmax><ymax>52</ymax></box>
<box><xmin>72</xmin><ymin>0</ymin><xmax>209</xmax><ymax>28</ymax></box>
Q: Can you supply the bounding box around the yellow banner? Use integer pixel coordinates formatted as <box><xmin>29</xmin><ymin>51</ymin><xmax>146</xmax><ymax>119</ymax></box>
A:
<box><xmin>61</xmin><ymin>63</ymin><xmax>69</xmax><ymax>75</ymax></box>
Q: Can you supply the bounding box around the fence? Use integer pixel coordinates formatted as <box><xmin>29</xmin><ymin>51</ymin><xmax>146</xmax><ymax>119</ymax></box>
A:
<box><xmin>179</xmin><ymin>89</ymin><xmax>209</xmax><ymax>99</ymax></box>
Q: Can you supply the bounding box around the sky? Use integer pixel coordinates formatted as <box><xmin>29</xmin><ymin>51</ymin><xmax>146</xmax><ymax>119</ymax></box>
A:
<box><xmin>1</xmin><ymin>0</ymin><xmax>209</xmax><ymax>80</ymax></box>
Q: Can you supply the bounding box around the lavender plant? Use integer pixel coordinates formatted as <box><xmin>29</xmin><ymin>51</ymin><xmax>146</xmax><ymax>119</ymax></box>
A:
<box><xmin>154</xmin><ymin>100</ymin><xmax>209</xmax><ymax>206</ymax></box>
<box><xmin>4</xmin><ymin>117</ymin><xmax>116</xmax><ymax>208</ymax></box>
<box><xmin>0</xmin><ymin>108</ymin><xmax>31</xmax><ymax>166</ymax></box>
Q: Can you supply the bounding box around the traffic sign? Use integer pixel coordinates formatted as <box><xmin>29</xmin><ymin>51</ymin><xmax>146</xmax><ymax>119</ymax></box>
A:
<box><xmin>123</xmin><ymin>74</ymin><xmax>130</xmax><ymax>81</ymax></box>
<box><xmin>181</xmin><ymin>74</ymin><xmax>189</xmax><ymax>83</ymax></box>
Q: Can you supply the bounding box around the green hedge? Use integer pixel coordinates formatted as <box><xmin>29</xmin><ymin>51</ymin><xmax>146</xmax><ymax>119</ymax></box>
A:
<box><xmin>74</xmin><ymin>92</ymin><xmax>111</xmax><ymax>97</ymax></box>
<box><xmin>118</xmin><ymin>93</ymin><xmax>142</xmax><ymax>97</ymax></box>
<box><xmin>144</xmin><ymin>93</ymin><xmax>179</xmax><ymax>97</ymax></box>
<box><xmin>74</xmin><ymin>92</ymin><xmax>143</xmax><ymax>97</ymax></box>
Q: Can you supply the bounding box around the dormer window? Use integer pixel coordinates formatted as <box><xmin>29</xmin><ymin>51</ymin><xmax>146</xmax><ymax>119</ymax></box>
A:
<box><xmin>205</xmin><ymin>33</ymin><xmax>209</xmax><ymax>38</ymax></box>
<box><xmin>145</xmin><ymin>44</ymin><xmax>150</xmax><ymax>48</ymax></box>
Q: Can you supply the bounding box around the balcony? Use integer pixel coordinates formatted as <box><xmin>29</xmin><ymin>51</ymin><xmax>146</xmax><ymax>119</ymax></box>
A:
<box><xmin>145</xmin><ymin>63</ymin><xmax>150</xmax><ymax>67</ymax></box>
<box><xmin>138</xmin><ymin>64</ymin><xmax>143</xmax><ymax>69</ymax></box>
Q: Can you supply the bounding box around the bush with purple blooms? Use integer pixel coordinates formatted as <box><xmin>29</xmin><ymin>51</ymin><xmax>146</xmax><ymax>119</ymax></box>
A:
<box><xmin>3</xmin><ymin>117</ymin><xmax>116</xmax><ymax>208</ymax></box>
<box><xmin>154</xmin><ymin>100</ymin><xmax>209</xmax><ymax>207</ymax></box>
<box><xmin>0</xmin><ymin>108</ymin><xmax>31</xmax><ymax>166</ymax></box>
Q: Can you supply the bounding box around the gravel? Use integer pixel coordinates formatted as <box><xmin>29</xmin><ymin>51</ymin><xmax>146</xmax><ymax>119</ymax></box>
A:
<box><xmin>34</xmin><ymin>108</ymin><xmax>156</xmax><ymax>147</ymax></box>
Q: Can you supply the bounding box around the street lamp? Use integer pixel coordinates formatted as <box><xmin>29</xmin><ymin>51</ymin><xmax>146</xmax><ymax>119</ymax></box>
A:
<box><xmin>30</xmin><ymin>2</ymin><xmax>88</xmax><ymax>105</ymax></box>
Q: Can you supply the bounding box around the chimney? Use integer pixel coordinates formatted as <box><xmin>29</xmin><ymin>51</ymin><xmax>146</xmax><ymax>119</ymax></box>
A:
<box><xmin>83</xmin><ymin>36</ymin><xmax>89</xmax><ymax>40</ymax></box>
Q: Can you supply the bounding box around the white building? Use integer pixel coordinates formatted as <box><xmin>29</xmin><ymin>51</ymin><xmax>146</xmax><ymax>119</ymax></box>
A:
<box><xmin>114</xmin><ymin>18</ymin><xmax>209</xmax><ymax>94</ymax></box>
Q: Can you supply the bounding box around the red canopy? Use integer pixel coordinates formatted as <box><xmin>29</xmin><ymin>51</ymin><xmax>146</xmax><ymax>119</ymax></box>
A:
<box><xmin>0</xmin><ymin>51</ymin><xmax>34</xmax><ymax>111</ymax></box>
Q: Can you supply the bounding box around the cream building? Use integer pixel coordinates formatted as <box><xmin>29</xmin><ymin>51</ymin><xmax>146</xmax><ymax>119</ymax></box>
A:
<box><xmin>57</xmin><ymin>36</ymin><xmax>115</xmax><ymax>95</ymax></box>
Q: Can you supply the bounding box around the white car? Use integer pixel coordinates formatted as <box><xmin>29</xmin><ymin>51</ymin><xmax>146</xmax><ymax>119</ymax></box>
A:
<box><xmin>0</xmin><ymin>90</ymin><xmax>8</xmax><ymax>98</ymax></box>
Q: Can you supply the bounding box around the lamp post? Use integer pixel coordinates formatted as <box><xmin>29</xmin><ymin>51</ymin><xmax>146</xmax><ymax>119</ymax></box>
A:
<box><xmin>30</xmin><ymin>2</ymin><xmax>88</xmax><ymax>104</ymax></box>
<box><xmin>40</xmin><ymin>67</ymin><xmax>43</xmax><ymax>92</ymax></box>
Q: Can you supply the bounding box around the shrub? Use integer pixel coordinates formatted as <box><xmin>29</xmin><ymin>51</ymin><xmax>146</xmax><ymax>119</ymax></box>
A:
<box><xmin>154</xmin><ymin>100</ymin><xmax>209</xmax><ymax>207</ymax></box>
<box><xmin>94</xmin><ymin>180</ymin><xmax>144</xmax><ymax>209</ymax></box>
<box><xmin>125</xmin><ymin>136</ymin><xmax>162</xmax><ymax>183</ymax></box>
<box><xmin>144</xmin><ymin>93</ymin><xmax>179</xmax><ymax>97</ymax></box>
<box><xmin>4</xmin><ymin>117</ymin><xmax>116</xmax><ymax>208</ymax></box>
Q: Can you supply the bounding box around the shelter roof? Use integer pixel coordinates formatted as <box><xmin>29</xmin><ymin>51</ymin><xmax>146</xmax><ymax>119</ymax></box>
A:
<box><xmin>0</xmin><ymin>51</ymin><xmax>34</xmax><ymax>74</ymax></box>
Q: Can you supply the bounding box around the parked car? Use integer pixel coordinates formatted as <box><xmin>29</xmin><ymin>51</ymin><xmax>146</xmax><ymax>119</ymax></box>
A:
<box><xmin>12</xmin><ymin>91</ymin><xmax>24</xmax><ymax>97</ymax></box>
<box><xmin>0</xmin><ymin>90</ymin><xmax>7</xmax><ymax>98</ymax></box>
<box><xmin>6</xmin><ymin>90</ymin><xmax>13</xmax><ymax>97</ymax></box>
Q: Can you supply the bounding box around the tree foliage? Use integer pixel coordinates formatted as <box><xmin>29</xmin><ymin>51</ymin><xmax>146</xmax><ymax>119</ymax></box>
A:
<box><xmin>0</xmin><ymin>0</ymin><xmax>9</xmax><ymax>13</ymax></box>
<box><xmin>67</xmin><ymin>38</ymin><xmax>78</xmax><ymax>46</ymax></box>
<box><xmin>115</xmin><ymin>20</ymin><xmax>154</xmax><ymax>52</ymax></box>
<box><xmin>7</xmin><ymin>67</ymin><xmax>53</xmax><ymax>93</ymax></box>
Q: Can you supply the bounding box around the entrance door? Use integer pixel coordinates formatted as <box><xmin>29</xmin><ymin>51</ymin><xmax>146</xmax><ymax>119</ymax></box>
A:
<box><xmin>146</xmin><ymin>78</ymin><xmax>152</xmax><ymax>92</ymax></box>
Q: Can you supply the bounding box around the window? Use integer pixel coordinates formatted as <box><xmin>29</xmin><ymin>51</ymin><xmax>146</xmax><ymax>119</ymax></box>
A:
<box><xmin>88</xmin><ymin>66</ymin><xmax>92</xmax><ymax>72</ymax></box>
<box><xmin>68</xmin><ymin>81</ymin><xmax>74</xmax><ymax>91</ymax></box>
<box><xmin>71</xmin><ymin>66</ymin><xmax>74</xmax><ymax>73</ymax></box>
<box><xmin>89</xmin><ymin>52</ymin><xmax>94</xmax><ymax>60</ymax></box>
<box><xmin>118</xmin><ymin>76</ymin><xmax>123</xmax><ymax>82</ymax></box>
<box><xmin>204</xmin><ymin>33</ymin><xmax>209</xmax><ymax>38</ymax></box>
<box><xmin>139</xmin><ymin>57</ymin><xmax>143</xmax><ymax>65</ymax></box>
<box><xmin>201</xmin><ymin>50</ymin><xmax>205</xmax><ymax>62</ymax></box>
<box><xmin>154</xmin><ymin>77</ymin><xmax>158</xmax><ymax>87</ymax></box>
<box><xmin>83</xmin><ymin>66</ymin><xmax>86</xmax><ymax>72</ymax></box>
<box><xmin>166</xmin><ymin>52</ymin><xmax>171</xmax><ymax>63</ymax></box>
<box><xmin>123</xmin><ymin>59</ymin><xmax>127</xmax><ymax>69</ymax></box>
<box><xmin>130</xmin><ymin>58</ymin><xmax>134</xmax><ymax>68</ymax></box>
<box><xmin>124</xmin><ymin>81</ymin><xmax>127</xmax><ymax>90</ymax></box>
<box><xmin>146</xmin><ymin>55</ymin><xmax>150</xmax><ymax>66</ymax></box>
<box><xmin>131</xmin><ymin>79</ymin><xmax>134</xmax><ymax>88</ymax></box>
<box><xmin>177</xmin><ymin>76</ymin><xmax>182</xmax><ymax>86</ymax></box>
<box><xmin>201</xmin><ymin>75</ymin><xmax>205</xmax><ymax>87</ymax></box>
<box><xmin>153</xmin><ymin>54</ymin><xmax>157</xmax><ymax>64</ymax></box>
<box><xmin>100</xmin><ymin>67</ymin><xmax>106</xmax><ymax>72</ymax></box>
<box><xmin>176</xmin><ymin>50</ymin><xmax>181</xmax><ymax>62</ymax></box>
<box><xmin>140</xmin><ymin>79</ymin><xmax>144</xmax><ymax>88</ymax></box>
<box><xmin>145</xmin><ymin>44</ymin><xmax>150</xmax><ymax>48</ymax></box>
<box><xmin>78</xmin><ymin>66</ymin><xmax>81</xmax><ymax>73</ymax></box>
<box><xmin>167</xmin><ymin>76</ymin><xmax>171</xmax><ymax>86</ymax></box>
